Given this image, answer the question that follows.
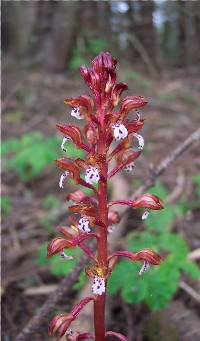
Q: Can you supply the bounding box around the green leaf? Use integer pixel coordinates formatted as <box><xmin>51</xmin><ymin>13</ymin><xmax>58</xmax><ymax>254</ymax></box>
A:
<box><xmin>127</xmin><ymin>231</ymin><xmax>158</xmax><ymax>252</ymax></box>
<box><xmin>121</xmin><ymin>278</ymin><xmax>147</xmax><ymax>304</ymax></box>
<box><xmin>180</xmin><ymin>260</ymin><xmax>200</xmax><ymax>279</ymax></box>
<box><xmin>1</xmin><ymin>196</ymin><xmax>11</xmax><ymax>217</ymax></box>
<box><xmin>144</xmin><ymin>205</ymin><xmax>175</xmax><ymax>232</ymax></box>
<box><xmin>2</xmin><ymin>132</ymin><xmax>84</xmax><ymax>181</ymax></box>
<box><xmin>108</xmin><ymin>261</ymin><xmax>138</xmax><ymax>295</ymax></box>
<box><xmin>157</xmin><ymin>233</ymin><xmax>189</xmax><ymax>255</ymax></box>
<box><xmin>148</xmin><ymin>182</ymin><xmax>169</xmax><ymax>199</ymax></box>
<box><xmin>145</xmin><ymin>262</ymin><xmax>180</xmax><ymax>310</ymax></box>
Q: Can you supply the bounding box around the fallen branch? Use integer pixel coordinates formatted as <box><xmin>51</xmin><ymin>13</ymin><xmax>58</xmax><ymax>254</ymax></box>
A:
<box><xmin>132</xmin><ymin>127</ymin><xmax>200</xmax><ymax>199</ymax></box>
<box><xmin>14</xmin><ymin>127</ymin><xmax>200</xmax><ymax>341</ymax></box>
<box><xmin>179</xmin><ymin>281</ymin><xmax>200</xmax><ymax>303</ymax></box>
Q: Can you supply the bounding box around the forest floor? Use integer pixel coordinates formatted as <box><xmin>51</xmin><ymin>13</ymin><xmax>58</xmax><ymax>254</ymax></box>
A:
<box><xmin>2</xmin><ymin>62</ymin><xmax>200</xmax><ymax>341</ymax></box>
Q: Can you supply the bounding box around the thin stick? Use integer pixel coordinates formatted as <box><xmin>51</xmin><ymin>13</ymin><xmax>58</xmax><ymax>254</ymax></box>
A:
<box><xmin>179</xmin><ymin>281</ymin><xmax>200</xmax><ymax>303</ymax></box>
<box><xmin>14</xmin><ymin>127</ymin><xmax>200</xmax><ymax>341</ymax></box>
<box><xmin>132</xmin><ymin>127</ymin><xmax>200</xmax><ymax>199</ymax></box>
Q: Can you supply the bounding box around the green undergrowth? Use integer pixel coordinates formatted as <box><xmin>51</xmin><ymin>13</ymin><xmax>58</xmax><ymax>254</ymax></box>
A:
<box><xmin>2</xmin><ymin>131</ymin><xmax>84</xmax><ymax>181</ymax></box>
<box><xmin>38</xmin><ymin>244</ymin><xmax>86</xmax><ymax>290</ymax></box>
<box><xmin>37</xmin><ymin>175</ymin><xmax>200</xmax><ymax>310</ymax></box>
<box><xmin>108</xmin><ymin>181</ymin><xmax>200</xmax><ymax>310</ymax></box>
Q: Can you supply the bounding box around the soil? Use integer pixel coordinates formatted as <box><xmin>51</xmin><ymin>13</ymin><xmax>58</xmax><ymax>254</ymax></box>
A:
<box><xmin>2</xmin><ymin>61</ymin><xmax>200</xmax><ymax>341</ymax></box>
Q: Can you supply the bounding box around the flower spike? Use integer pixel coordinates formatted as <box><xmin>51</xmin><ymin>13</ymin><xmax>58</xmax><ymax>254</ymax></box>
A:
<box><xmin>48</xmin><ymin>52</ymin><xmax>165</xmax><ymax>340</ymax></box>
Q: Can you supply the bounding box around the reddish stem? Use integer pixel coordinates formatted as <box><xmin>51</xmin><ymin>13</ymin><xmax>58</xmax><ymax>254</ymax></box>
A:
<box><xmin>93</xmin><ymin>116</ymin><xmax>108</xmax><ymax>341</ymax></box>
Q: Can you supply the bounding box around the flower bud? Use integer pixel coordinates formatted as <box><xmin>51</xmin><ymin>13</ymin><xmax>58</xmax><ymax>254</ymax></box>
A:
<box><xmin>67</xmin><ymin>190</ymin><xmax>89</xmax><ymax>204</ymax></box>
<box><xmin>108</xmin><ymin>210</ymin><xmax>121</xmax><ymax>224</ymax></box>
<box><xmin>134</xmin><ymin>193</ymin><xmax>163</xmax><ymax>210</ymax></box>
<box><xmin>46</xmin><ymin>238</ymin><xmax>74</xmax><ymax>258</ymax></box>
<box><xmin>112</xmin><ymin>82</ymin><xmax>128</xmax><ymax>107</ymax></box>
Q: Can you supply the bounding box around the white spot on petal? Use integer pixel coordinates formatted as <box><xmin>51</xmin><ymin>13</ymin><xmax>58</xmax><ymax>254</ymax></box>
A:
<box><xmin>85</xmin><ymin>166</ymin><xmax>100</xmax><ymax>185</ymax></box>
<box><xmin>124</xmin><ymin>161</ymin><xmax>135</xmax><ymax>172</ymax></box>
<box><xmin>59</xmin><ymin>171</ymin><xmax>70</xmax><ymax>188</ymax></box>
<box><xmin>78</xmin><ymin>215</ymin><xmax>91</xmax><ymax>233</ymax></box>
<box><xmin>59</xmin><ymin>250</ymin><xmax>73</xmax><ymax>260</ymax></box>
<box><xmin>112</xmin><ymin>122</ymin><xmax>128</xmax><ymax>141</ymax></box>
<box><xmin>92</xmin><ymin>276</ymin><xmax>106</xmax><ymax>295</ymax></box>
<box><xmin>142</xmin><ymin>210</ymin><xmax>149</xmax><ymax>220</ymax></box>
<box><xmin>138</xmin><ymin>261</ymin><xmax>150</xmax><ymax>275</ymax></box>
<box><xmin>71</xmin><ymin>107</ymin><xmax>84</xmax><ymax>120</ymax></box>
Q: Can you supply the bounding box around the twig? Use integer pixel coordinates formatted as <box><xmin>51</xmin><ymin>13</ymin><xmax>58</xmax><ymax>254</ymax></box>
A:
<box><xmin>188</xmin><ymin>248</ymin><xmax>200</xmax><ymax>261</ymax></box>
<box><xmin>179</xmin><ymin>281</ymin><xmax>200</xmax><ymax>303</ymax></box>
<box><xmin>24</xmin><ymin>285</ymin><xmax>58</xmax><ymax>296</ymax></box>
<box><xmin>14</xmin><ymin>127</ymin><xmax>200</xmax><ymax>341</ymax></box>
<box><xmin>165</xmin><ymin>168</ymin><xmax>185</xmax><ymax>203</ymax></box>
<box><xmin>127</xmin><ymin>33</ymin><xmax>159</xmax><ymax>79</ymax></box>
<box><xmin>132</xmin><ymin>127</ymin><xmax>200</xmax><ymax>199</ymax></box>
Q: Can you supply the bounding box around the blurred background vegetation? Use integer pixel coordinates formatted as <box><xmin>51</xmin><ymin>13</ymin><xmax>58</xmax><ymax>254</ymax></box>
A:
<box><xmin>2</xmin><ymin>1</ymin><xmax>200</xmax><ymax>341</ymax></box>
<box><xmin>2</xmin><ymin>1</ymin><xmax>200</xmax><ymax>72</ymax></box>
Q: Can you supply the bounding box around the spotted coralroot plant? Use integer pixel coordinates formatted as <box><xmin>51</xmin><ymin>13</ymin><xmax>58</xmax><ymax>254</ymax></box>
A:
<box><xmin>47</xmin><ymin>52</ymin><xmax>164</xmax><ymax>341</ymax></box>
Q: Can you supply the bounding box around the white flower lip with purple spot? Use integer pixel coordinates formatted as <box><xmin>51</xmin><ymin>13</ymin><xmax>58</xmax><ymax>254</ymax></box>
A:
<box><xmin>59</xmin><ymin>250</ymin><xmax>73</xmax><ymax>260</ymax></box>
<box><xmin>108</xmin><ymin>224</ymin><xmax>116</xmax><ymax>233</ymax></box>
<box><xmin>138</xmin><ymin>260</ymin><xmax>150</xmax><ymax>275</ymax></box>
<box><xmin>78</xmin><ymin>215</ymin><xmax>91</xmax><ymax>233</ymax></box>
<box><xmin>61</xmin><ymin>136</ymin><xmax>70</xmax><ymax>152</ymax></box>
<box><xmin>59</xmin><ymin>171</ymin><xmax>70</xmax><ymax>188</ymax></box>
<box><xmin>71</xmin><ymin>107</ymin><xmax>84</xmax><ymax>120</ymax></box>
<box><xmin>142</xmin><ymin>210</ymin><xmax>149</xmax><ymax>220</ymax></box>
<box><xmin>124</xmin><ymin>161</ymin><xmax>135</xmax><ymax>172</ymax></box>
<box><xmin>112</xmin><ymin>122</ymin><xmax>128</xmax><ymax>141</ymax></box>
<box><xmin>134</xmin><ymin>133</ymin><xmax>144</xmax><ymax>150</ymax></box>
<box><xmin>85</xmin><ymin>166</ymin><xmax>100</xmax><ymax>185</ymax></box>
<box><xmin>92</xmin><ymin>276</ymin><xmax>106</xmax><ymax>295</ymax></box>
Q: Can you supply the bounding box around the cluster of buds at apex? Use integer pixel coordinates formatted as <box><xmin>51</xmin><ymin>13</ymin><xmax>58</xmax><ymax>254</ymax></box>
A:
<box><xmin>48</xmin><ymin>297</ymin><xmax>93</xmax><ymax>339</ymax></box>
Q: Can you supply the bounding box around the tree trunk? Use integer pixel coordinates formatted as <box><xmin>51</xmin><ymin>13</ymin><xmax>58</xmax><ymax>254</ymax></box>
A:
<box><xmin>139</xmin><ymin>0</ymin><xmax>156</xmax><ymax>60</ymax></box>
<box><xmin>46</xmin><ymin>1</ymin><xmax>79</xmax><ymax>72</ymax></box>
<box><xmin>177</xmin><ymin>0</ymin><xmax>187</xmax><ymax>67</ymax></box>
<box><xmin>2</xmin><ymin>2</ymin><xmax>36</xmax><ymax>57</ymax></box>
